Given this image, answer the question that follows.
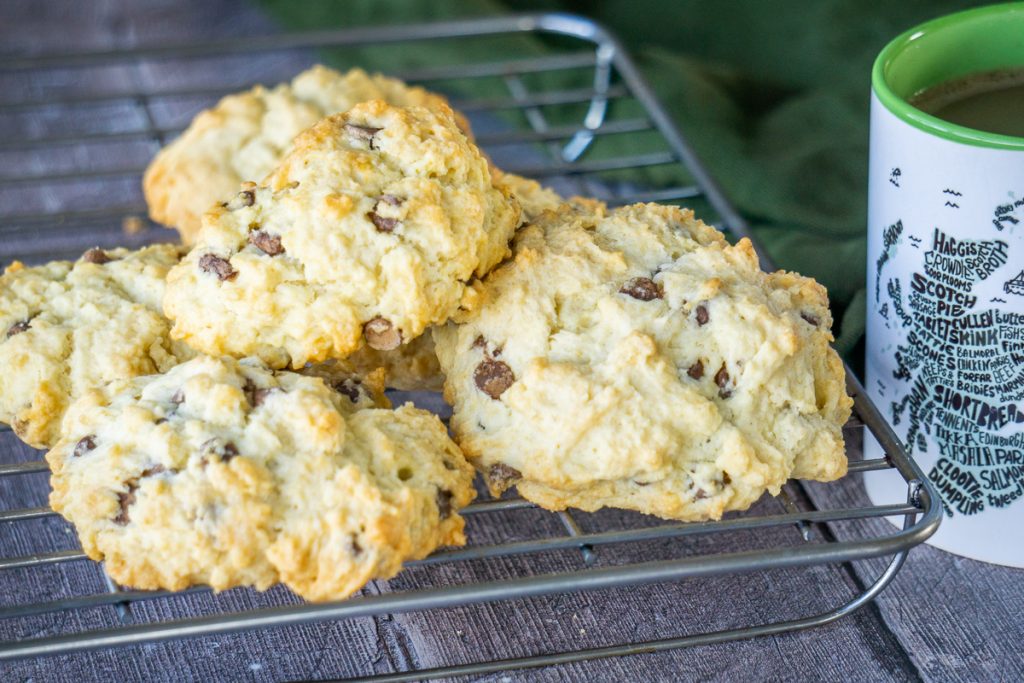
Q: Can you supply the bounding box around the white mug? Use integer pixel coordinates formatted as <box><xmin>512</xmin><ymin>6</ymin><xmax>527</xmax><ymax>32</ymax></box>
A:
<box><xmin>864</xmin><ymin>5</ymin><xmax>1024</xmax><ymax>567</ymax></box>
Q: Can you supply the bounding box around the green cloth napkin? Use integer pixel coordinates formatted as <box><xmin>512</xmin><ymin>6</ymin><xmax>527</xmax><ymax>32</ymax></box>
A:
<box><xmin>261</xmin><ymin>0</ymin><xmax>985</xmax><ymax>369</ymax></box>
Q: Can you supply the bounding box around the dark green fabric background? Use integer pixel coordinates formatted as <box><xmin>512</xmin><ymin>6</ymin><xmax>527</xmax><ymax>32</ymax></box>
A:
<box><xmin>262</xmin><ymin>0</ymin><xmax>988</xmax><ymax>367</ymax></box>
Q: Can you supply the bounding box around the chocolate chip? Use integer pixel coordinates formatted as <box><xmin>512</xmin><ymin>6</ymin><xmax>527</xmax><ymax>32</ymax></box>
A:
<box><xmin>73</xmin><ymin>435</ymin><xmax>96</xmax><ymax>457</ymax></box>
<box><xmin>367</xmin><ymin>211</ymin><xmax>398</xmax><ymax>233</ymax></box>
<box><xmin>715</xmin><ymin>364</ymin><xmax>732</xmax><ymax>399</ymax></box>
<box><xmin>248</xmin><ymin>230</ymin><xmax>284</xmax><ymax>256</ymax></box>
<box><xmin>114</xmin><ymin>480</ymin><xmax>139</xmax><ymax>525</ymax></box>
<box><xmin>221</xmin><ymin>443</ymin><xmax>239</xmax><ymax>462</ymax></box>
<box><xmin>695</xmin><ymin>488</ymin><xmax>708</xmax><ymax>500</ymax></box>
<box><xmin>243</xmin><ymin>379</ymin><xmax>278</xmax><ymax>407</ymax></box>
<box><xmin>471</xmin><ymin>335</ymin><xmax>487</xmax><ymax>350</ymax></box>
<box><xmin>436</xmin><ymin>489</ymin><xmax>453</xmax><ymax>518</ymax></box>
<box><xmin>198</xmin><ymin>253</ymin><xmax>237</xmax><ymax>281</ymax></box>
<box><xmin>363</xmin><ymin>317</ymin><xmax>402</xmax><ymax>350</ymax></box>
<box><xmin>141</xmin><ymin>464</ymin><xmax>166</xmax><ymax>477</ymax></box>
<box><xmin>695</xmin><ymin>304</ymin><xmax>709</xmax><ymax>326</ymax></box>
<box><xmin>474</xmin><ymin>359</ymin><xmax>514</xmax><ymax>399</ymax></box>
<box><xmin>171</xmin><ymin>389</ymin><xmax>185</xmax><ymax>405</ymax></box>
<box><xmin>350</xmin><ymin>534</ymin><xmax>363</xmax><ymax>555</ymax></box>
<box><xmin>368</xmin><ymin>195</ymin><xmax>403</xmax><ymax>233</ymax></box>
<box><xmin>6</xmin><ymin>318</ymin><xmax>31</xmax><ymax>338</ymax></box>
<box><xmin>81</xmin><ymin>247</ymin><xmax>111</xmax><ymax>264</ymax></box>
<box><xmin>619</xmin><ymin>277</ymin><xmax>662</xmax><ymax>301</ymax></box>
<box><xmin>723</xmin><ymin>473</ymin><xmax>732</xmax><ymax>485</ymax></box>
<box><xmin>488</xmin><ymin>463</ymin><xmax>522</xmax><ymax>491</ymax></box>
<box><xmin>202</xmin><ymin>438</ymin><xmax>239</xmax><ymax>463</ymax></box>
<box><xmin>233</xmin><ymin>190</ymin><xmax>255</xmax><ymax>209</ymax></box>
<box><xmin>331</xmin><ymin>378</ymin><xmax>362</xmax><ymax>403</ymax></box>
<box><xmin>801</xmin><ymin>312</ymin><xmax>820</xmax><ymax>326</ymax></box>
<box><xmin>345</xmin><ymin>123</ymin><xmax>382</xmax><ymax>148</ymax></box>
<box><xmin>687</xmin><ymin>360</ymin><xmax>704</xmax><ymax>380</ymax></box>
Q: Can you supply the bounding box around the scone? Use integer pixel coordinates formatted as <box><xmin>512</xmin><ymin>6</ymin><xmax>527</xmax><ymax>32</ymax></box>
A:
<box><xmin>47</xmin><ymin>355</ymin><xmax>475</xmax><ymax>602</ymax></box>
<box><xmin>0</xmin><ymin>245</ymin><xmax>193</xmax><ymax>449</ymax></box>
<box><xmin>163</xmin><ymin>100</ymin><xmax>521</xmax><ymax>370</ymax></box>
<box><xmin>433</xmin><ymin>202</ymin><xmax>851</xmax><ymax>521</ymax></box>
<box><xmin>144</xmin><ymin>65</ymin><xmax>472</xmax><ymax>245</ymax></box>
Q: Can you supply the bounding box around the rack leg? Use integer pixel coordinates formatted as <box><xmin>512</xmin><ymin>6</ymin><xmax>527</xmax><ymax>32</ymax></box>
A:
<box><xmin>778</xmin><ymin>484</ymin><xmax>814</xmax><ymax>542</ymax></box>
<box><xmin>555</xmin><ymin>510</ymin><xmax>596</xmax><ymax>566</ymax></box>
<box><xmin>101</xmin><ymin>568</ymin><xmax>132</xmax><ymax>625</ymax></box>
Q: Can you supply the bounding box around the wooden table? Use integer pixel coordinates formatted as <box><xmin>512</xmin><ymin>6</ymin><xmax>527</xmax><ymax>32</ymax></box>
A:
<box><xmin>1</xmin><ymin>1</ymin><xmax>1021</xmax><ymax>680</ymax></box>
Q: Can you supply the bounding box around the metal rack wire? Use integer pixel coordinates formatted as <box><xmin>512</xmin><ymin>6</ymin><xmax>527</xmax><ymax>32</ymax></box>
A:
<box><xmin>0</xmin><ymin>12</ymin><xmax>941</xmax><ymax>680</ymax></box>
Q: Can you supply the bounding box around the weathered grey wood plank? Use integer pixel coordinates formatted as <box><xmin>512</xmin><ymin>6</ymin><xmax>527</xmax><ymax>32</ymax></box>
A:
<box><xmin>804</xmin><ymin>431</ymin><xmax>1024</xmax><ymax>683</ymax></box>
<box><xmin>375</xmin><ymin>502</ymin><xmax>923</xmax><ymax>683</ymax></box>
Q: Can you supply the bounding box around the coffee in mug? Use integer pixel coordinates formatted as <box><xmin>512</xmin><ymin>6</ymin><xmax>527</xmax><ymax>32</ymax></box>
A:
<box><xmin>910</xmin><ymin>67</ymin><xmax>1024</xmax><ymax>137</ymax></box>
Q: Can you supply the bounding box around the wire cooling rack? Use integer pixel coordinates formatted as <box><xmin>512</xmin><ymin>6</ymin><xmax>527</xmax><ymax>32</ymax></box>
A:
<box><xmin>0</xmin><ymin>13</ymin><xmax>941</xmax><ymax>681</ymax></box>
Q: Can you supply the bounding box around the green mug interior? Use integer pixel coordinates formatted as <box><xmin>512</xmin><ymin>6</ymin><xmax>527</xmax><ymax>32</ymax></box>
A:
<box><xmin>873</xmin><ymin>2</ymin><xmax>1024</xmax><ymax>149</ymax></box>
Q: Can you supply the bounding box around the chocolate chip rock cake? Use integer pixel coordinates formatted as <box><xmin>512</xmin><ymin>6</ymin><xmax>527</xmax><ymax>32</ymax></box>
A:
<box><xmin>162</xmin><ymin>100</ymin><xmax>520</xmax><ymax>369</ymax></box>
<box><xmin>0</xmin><ymin>245</ymin><xmax>193</xmax><ymax>449</ymax></box>
<box><xmin>142</xmin><ymin>63</ymin><xmax>562</xmax><ymax>389</ymax></box>
<box><xmin>433</xmin><ymin>201</ymin><xmax>852</xmax><ymax>521</ymax></box>
<box><xmin>46</xmin><ymin>355</ymin><xmax>475</xmax><ymax>601</ymax></box>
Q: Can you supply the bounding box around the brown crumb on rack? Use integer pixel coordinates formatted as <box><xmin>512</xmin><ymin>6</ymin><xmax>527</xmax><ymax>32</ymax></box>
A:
<box><xmin>122</xmin><ymin>215</ymin><xmax>144</xmax><ymax>235</ymax></box>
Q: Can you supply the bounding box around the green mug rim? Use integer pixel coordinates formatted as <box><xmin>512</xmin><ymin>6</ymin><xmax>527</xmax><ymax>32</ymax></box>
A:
<box><xmin>872</xmin><ymin>2</ymin><xmax>1024</xmax><ymax>150</ymax></box>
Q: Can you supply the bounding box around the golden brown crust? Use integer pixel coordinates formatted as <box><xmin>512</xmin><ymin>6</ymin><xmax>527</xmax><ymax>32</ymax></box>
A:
<box><xmin>144</xmin><ymin>65</ymin><xmax>473</xmax><ymax>245</ymax></box>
